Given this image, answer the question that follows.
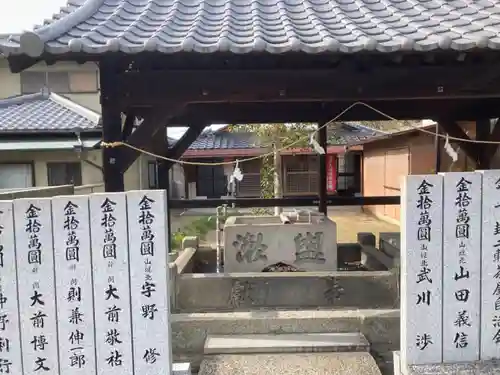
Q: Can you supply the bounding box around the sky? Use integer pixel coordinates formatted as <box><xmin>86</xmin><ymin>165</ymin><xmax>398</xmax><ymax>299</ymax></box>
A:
<box><xmin>0</xmin><ymin>0</ymin><xmax>226</xmax><ymax>139</ymax></box>
<box><xmin>0</xmin><ymin>0</ymin><xmax>68</xmax><ymax>34</ymax></box>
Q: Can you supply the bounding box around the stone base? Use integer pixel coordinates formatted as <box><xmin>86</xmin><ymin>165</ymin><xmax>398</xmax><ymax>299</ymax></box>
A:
<box><xmin>393</xmin><ymin>351</ymin><xmax>500</xmax><ymax>375</ymax></box>
<box><xmin>199</xmin><ymin>352</ymin><xmax>381</xmax><ymax>375</ymax></box>
<box><xmin>173</xmin><ymin>362</ymin><xmax>192</xmax><ymax>375</ymax></box>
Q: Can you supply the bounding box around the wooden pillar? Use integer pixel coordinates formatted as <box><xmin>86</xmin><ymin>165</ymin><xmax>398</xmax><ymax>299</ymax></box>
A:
<box><xmin>100</xmin><ymin>61</ymin><xmax>124</xmax><ymax>192</ymax></box>
<box><xmin>158</xmin><ymin>131</ymin><xmax>172</xmax><ymax>252</ymax></box>
<box><xmin>318</xmin><ymin>122</ymin><xmax>327</xmax><ymax>215</ymax></box>
<box><xmin>434</xmin><ymin>122</ymin><xmax>442</xmax><ymax>173</ymax></box>
<box><xmin>476</xmin><ymin>119</ymin><xmax>491</xmax><ymax>169</ymax></box>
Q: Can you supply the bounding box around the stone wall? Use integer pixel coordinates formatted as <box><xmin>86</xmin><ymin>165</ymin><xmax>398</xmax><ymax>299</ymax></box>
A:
<box><xmin>176</xmin><ymin>271</ymin><xmax>398</xmax><ymax>312</ymax></box>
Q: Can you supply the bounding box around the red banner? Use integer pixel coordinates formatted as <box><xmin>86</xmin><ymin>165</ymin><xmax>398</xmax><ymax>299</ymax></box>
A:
<box><xmin>326</xmin><ymin>154</ymin><xmax>337</xmax><ymax>192</ymax></box>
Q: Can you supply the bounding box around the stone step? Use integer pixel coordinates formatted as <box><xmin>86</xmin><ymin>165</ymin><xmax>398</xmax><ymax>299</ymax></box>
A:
<box><xmin>172</xmin><ymin>309</ymin><xmax>399</xmax><ymax>357</ymax></box>
<box><xmin>204</xmin><ymin>332</ymin><xmax>369</xmax><ymax>355</ymax></box>
<box><xmin>173</xmin><ymin>362</ymin><xmax>192</xmax><ymax>375</ymax></box>
<box><xmin>199</xmin><ymin>352</ymin><xmax>382</xmax><ymax>375</ymax></box>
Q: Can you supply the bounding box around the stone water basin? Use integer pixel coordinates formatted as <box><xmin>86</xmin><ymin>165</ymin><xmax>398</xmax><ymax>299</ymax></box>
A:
<box><xmin>223</xmin><ymin>215</ymin><xmax>337</xmax><ymax>273</ymax></box>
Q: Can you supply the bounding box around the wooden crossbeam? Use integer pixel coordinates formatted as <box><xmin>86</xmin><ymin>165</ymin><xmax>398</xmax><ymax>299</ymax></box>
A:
<box><xmin>485</xmin><ymin>118</ymin><xmax>500</xmax><ymax>162</ymax></box>
<box><xmin>121</xmin><ymin>111</ymin><xmax>136</xmax><ymax>141</ymax></box>
<box><xmin>119</xmin><ymin>104</ymin><xmax>185</xmax><ymax>173</ymax></box>
<box><xmin>161</xmin><ymin>124</ymin><xmax>205</xmax><ymax>171</ymax></box>
<box><xmin>165</xmin><ymin>99</ymin><xmax>500</xmax><ymax>124</ymax></box>
<box><xmin>117</xmin><ymin>65</ymin><xmax>500</xmax><ymax>106</ymax></box>
<box><xmin>475</xmin><ymin>119</ymin><xmax>492</xmax><ymax>168</ymax></box>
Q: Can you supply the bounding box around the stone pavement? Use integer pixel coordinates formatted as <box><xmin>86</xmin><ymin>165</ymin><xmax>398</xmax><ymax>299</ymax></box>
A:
<box><xmin>199</xmin><ymin>352</ymin><xmax>382</xmax><ymax>375</ymax></box>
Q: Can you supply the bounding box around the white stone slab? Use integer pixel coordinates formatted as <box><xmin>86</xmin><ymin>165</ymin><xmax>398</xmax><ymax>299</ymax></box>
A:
<box><xmin>89</xmin><ymin>193</ymin><xmax>133</xmax><ymax>375</ymax></box>
<box><xmin>400</xmin><ymin>174</ymin><xmax>444</xmax><ymax>367</ymax></box>
<box><xmin>14</xmin><ymin>198</ymin><xmax>59</xmax><ymax>375</ymax></box>
<box><xmin>442</xmin><ymin>172</ymin><xmax>481</xmax><ymax>363</ymax></box>
<box><xmin>204</xmin><ymin>333</ymin><xmax>369</xmax><ymax>354</ymax></box>
<box><xmin>478</xmin><ymin>169</ymin><xmax>500</xmax><ymax>360</ymax></box>
<box><xmin>0</xmin><ymin>201</ymin><xmax>22</xmax><ymax>375</ymax></box>
<box><xmin>52</xmin><ymin>195</ymin><xmax>96</xmax><ymax>374</ymax></box>
<box><xmin>126</xmin><ymin>190</ymin><xmax>172</xmax><ymax>375</ymax></box>
<box><xmin>173</xmin><ymin>362</ymin><xmax>191</xmax><ymax>375</ymax></box>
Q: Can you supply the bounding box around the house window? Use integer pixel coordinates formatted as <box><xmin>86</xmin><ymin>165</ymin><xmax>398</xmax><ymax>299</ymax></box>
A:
<box><xmin>148</xmin><ymin>161</ymin><xmax>159</xmax><ymax>189</ymax></box>
<box><xmin>0</xmin><ymin>164</ymin><xmax>33</xmax><ymax>189</ymax></box>
<box><xmin>21</xmin><ymin>71</ymin><xmax>98</xmax><ymax>94</ymax></box>
<box><xmin>336</xmin><ymin>153</ymin><xmax>362</xmax><ymax>193</ymax></box>
<box><xmin>47</xmin><ymin>162</ymin><xmax>82</xmax><ymax>186</ymax></box>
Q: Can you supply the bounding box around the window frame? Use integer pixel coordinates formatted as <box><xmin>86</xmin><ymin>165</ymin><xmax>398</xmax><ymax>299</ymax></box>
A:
<box><xmin>46</xmin><ymin>162</ymin><xmax>83</xmax><ymax>187</ymax></box>
<box><xmin>147</xmin><ymin>161</ymin><xmax>159</xmax><ymax>189</ymax></box>
<box><xmin>0</xmin><ymin>162</ymin><xmax>35</xmax><ymax>189</ymax></box>
<box><xmin>20</xmin><ymin>70</ymin><xmax>99</xmax><ymax>94</ymax></box>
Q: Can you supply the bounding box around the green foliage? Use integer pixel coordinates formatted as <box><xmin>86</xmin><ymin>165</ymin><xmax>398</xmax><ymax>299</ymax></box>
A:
<box><xmin>171</xmin><ymin>230</ymin><xmax>186</xmax><ymax>250</ymax></box>
<box><xmin>252</xmin><ymin>154</ymin><xmax>274</xmax><ymax>215</ymax></box>
<box><xmin>170</xmin><ymin>216</ymin><xmax>227</xmax><ymax>250</ymax></box>
<box><xmin>229</xmin><ymin>123</ymin><xmax>313</xmax><ymax>147</ymax></box>
<box><xmin>229</xmin><ymin>123</ymin><xmax>312</xmax><ymax>215</ymax></box>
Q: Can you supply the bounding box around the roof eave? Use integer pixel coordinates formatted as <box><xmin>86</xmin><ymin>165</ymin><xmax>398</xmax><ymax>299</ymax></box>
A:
<box><xmin>49</xmin><ymin>92</ymin><xmax>101</xmax><ymax>124</ymax></box>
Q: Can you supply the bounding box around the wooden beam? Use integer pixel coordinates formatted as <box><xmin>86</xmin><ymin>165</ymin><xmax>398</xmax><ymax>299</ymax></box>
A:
<box><xmin>485</xmin><ymin>118</ymin><xmax>500</xmax><ymax>162</ymax></box>
<box><xmin>121</xmin><ymin>111</ymin><xmax>136</xmax><ymax>141</ymax></box>
<box><xmin>119</xmin><ymin>104</ymin><xmax>185</xmax><ymax>173</ymax></box>
<box><xmin>434</xmin><ymin>124</ymin><xmax>442</xmax><ymax>173</ymax></box>
<box><xmin>318</xmin><ymin>121</ymin><xmax>328</xmax><ymax>215</ymax></box>
<box><xmin>162</xmin><ymin>124</ymin><xmax>205</xmax><ymax>170</ymax></box>
<box><xmin>117</xmin><ymin>65</ymin><xmax>500</xmax><ymax>106</ymax></box>
<box><xmin>476</xmin><ymin>119</ymin><xmax>492</xmax><ymax>168</ymax></box>
<box><xmin>100</xmin><ymin>60</ymin><xmax>124</xmax><ymax>192</ymax></box>
<box><xmin>438</xmin><ymin>119</ymin><xmax>478</xmax><ymax>162</ymax></box>
<box><xmin>102</xmin><ymin>105</ymin><xmax>124</xmax><ymax>191</ymax></box>
<box><xmin>164</xmin><ymin>98</ymin><xmax>500</xmax><ymax>124</ymax></box>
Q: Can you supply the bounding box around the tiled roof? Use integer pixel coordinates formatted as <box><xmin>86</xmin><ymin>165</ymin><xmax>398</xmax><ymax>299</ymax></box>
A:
<box><xmin>189</xmin><ymin>131</ymin><xmax>259</xmax><ymax>150</ymax></box>
<box><xmin>187</xmin><ymin>122</ymin><xmax>382</xmax><ymax>150</ymax></box>
<box><xmin>0</xmin><ymin>89</ymin><xmax>101</xmax><ymax>133</ymax></box>
<box><xmin>327</xmin><ymin>122</ymin><xmax>385</xmax><ymax>144</ymax></box>
<box><xmin>2</xmin><ymin>0</ymin><xmax>500</xmax><ymax>57</ymax></box>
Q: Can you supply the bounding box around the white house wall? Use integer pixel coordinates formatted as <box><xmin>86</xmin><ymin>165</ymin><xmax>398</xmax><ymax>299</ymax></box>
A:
<box><xmin>0</xmin><ymin>58</ymin><xmax>143</xmax><ymax>190</ymax></box>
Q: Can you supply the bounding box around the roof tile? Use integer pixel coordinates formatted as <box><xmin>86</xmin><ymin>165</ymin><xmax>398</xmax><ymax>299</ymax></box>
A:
<box><xmin>187</xmin><ymin>122</ymin><xmax>383</xmax><ymax>150</ymax></box>
<box><xmin>0</xmin><ymin>90</ymin><xmax>101</xmax><ymax>133</ymax></box>
<box><xmin>3</xmin><ymin>0</ymin><xmax>500</xmax><ymax>57</ymax></box>
<box><xmin>189</xmin><ymin>132</ymin><xmax>258</xmax><ymax>150</ymax></box>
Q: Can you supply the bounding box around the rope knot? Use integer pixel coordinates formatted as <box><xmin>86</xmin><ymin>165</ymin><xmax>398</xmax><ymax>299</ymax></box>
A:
<box><xmin>101</xmin><ymin>141</ymin><xmax>123</xmax><ymax>148</ymax></box>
